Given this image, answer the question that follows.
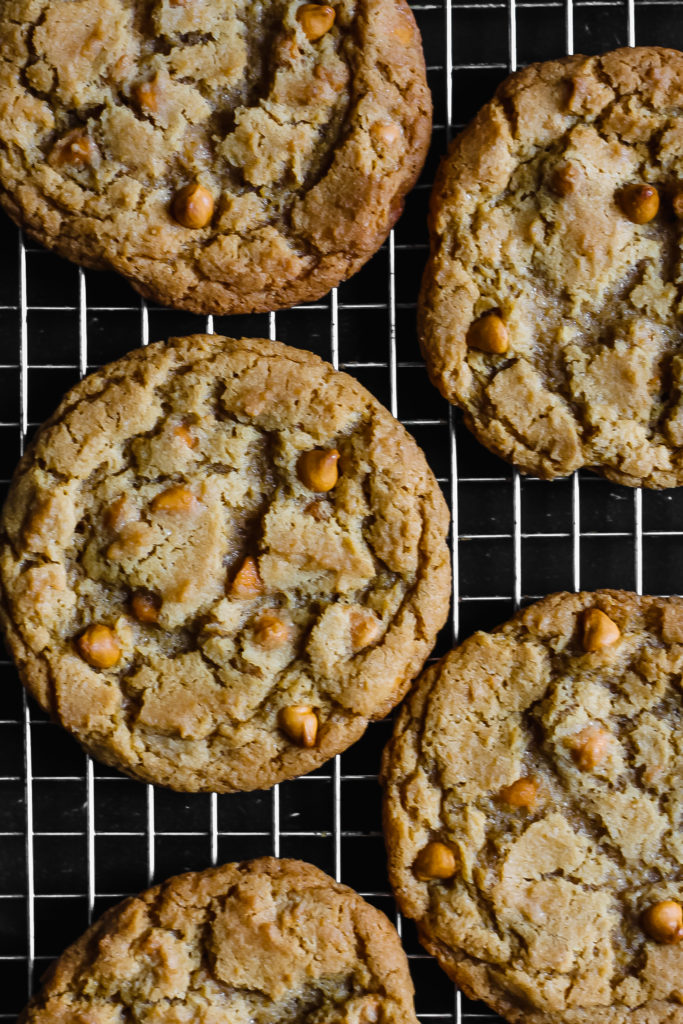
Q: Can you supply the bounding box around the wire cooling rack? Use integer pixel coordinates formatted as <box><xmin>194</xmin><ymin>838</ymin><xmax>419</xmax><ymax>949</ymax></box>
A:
<box><xmin>3</xmin><ymin>2</ymin><xmax>683</xmax><ymax>1022</ymax></box>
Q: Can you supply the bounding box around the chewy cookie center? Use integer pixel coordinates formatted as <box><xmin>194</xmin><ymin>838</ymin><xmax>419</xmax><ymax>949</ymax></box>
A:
<box><xmin>28</xmin><ymin>0</ymin><xmax>354</xmax><ymax>223</ymax></box>
<box><xmin>21</xmin><ymin>402</ymin><xmax>408</xmax><ymax>747</ymax></box>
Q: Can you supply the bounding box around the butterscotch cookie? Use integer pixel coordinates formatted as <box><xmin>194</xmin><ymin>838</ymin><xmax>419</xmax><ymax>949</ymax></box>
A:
<box><xmin>19</xmin><ymin>857</ymin><xmax>419</xmax><ymax>1024</ymax></box>
<box><xmin>420</xmin><ymin>46</ymin><xmax>683</xmax><ymax>487</ymax></box>
<box><xmin>0</xmin><ymin>0</ymin><xmax>430</xmax><ymax>315</ymax></box>
<box><xmin>382</xmin><ymin>590</ymin><xmax>683</xmax><ymax>1024</ymax></box>
<box><xmin>0</xmin><ymin>335</ymin><xmax>450</xmax><ymax>792</ymax></box>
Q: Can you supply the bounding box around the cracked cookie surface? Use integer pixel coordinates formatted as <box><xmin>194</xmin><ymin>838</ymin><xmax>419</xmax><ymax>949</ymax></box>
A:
<box><xmin>382</xmin><ymin>590</ymin><xmax>683</xmax><ymax>1024</ymax></box>
<box><xmin>0</xmin><ymin>0</ymin><xmax>430</xmax><ymax>314</ymax></box>
<box><xmin>18</xmin><ymin>857</ymin><xmax>419</xmax><ymax>1024</ymax></box>
<box><xmin>0</xmin><ymin>334</ymin><xmax>450</xmax><ymax>792</ymax></box>
<box><xmin>419</xmin><ymin>47</ymin><xmax>683</xmax><ymax>487</ymax></box>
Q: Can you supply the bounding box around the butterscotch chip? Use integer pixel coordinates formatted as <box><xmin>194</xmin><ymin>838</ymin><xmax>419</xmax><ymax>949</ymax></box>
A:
<box><xmin>253</xmin><ymin>610</ymin><xmax>291</xmax><ymax>649</ymax></box>
<box><xmin>569</xmin><ymin>725</ymin><xmax>610</xmax><ymax>771</ymax></box>
<box><xmin>133</xmin><ymin>78</ymin><xmax>159</xmax><ymax>112</ymax></box>
<box><xmin>499</xmin><ymin>776</ymin><xmax>538</xmax><ymax>808</ymax></box>
<box><xmin>551</xmin><ymin>161</ymin><xmax>581</xmax><ymax>195</ymax></box>
<box><xmin>17</xmin><ymin>860</ymin><xmax>419</xmax><ymax>1024</ymax></box>
<box><xmin>413</xmin><ymin>842</ymin><xmax>457</xmax><ymax>881</ymax></box>
<box><xmin>420</xmin><ymin>47</ymin><xmax>683</xmax><ymax>487</ymax></box>
<box><xmin>350</xmin><ymin>609</ymin><xmax>382</xmax><ymax>651</ymax></box>
<box><xmin>50</xmin><ymin>129</ymin><xmax>98</xmax><ymax>168</ymax></box>
<box><xmin>172</xmin><ymin>183</ymin><xmax>214</xmax><ymax>229</ymax></box>
<box><xmin>0</xmin><ymin>336</ymin><xmax>449</xmax><ymax>794</ymax></box>
<box><xmin>0</xmin><ymin>0</ymin><xmax>431</xmax><ymax>316</ymax></box>
<box><xmin>619</xmin><ymin>183</ymin><xmax>659</xmax><ymax>224</ymax></box>
<box><xmin>382</xmin><ymin>590</ymin><xmax>683</xmax><ymax>1022</ymax></box>
<box><xmin>279</xmin><ymin>705</ymin><xmax>318</xmax><ymax>747</ymax></box>
<box><xmin>230</xmin><ymin>556</ymin><xmax>264</xmax><ymax>598</ymax></box>
<box><xmin>305</xmin><ymin>498</ymin><xmax>331</xmax><ymax>521</ymax></box>
<box><xmin>642</xmin><ymin>900</ymin><xmax>683</xmax><ymax>944</ymax></box>
<box><xmin>76</xmin><ymin>624</ymin><xmax>121</xmax><ymax>669</ymax></box>
<box><xmin>171</xmin><ymin>423</ymin><xmax>196</xmax><ymax>448</ymax></box>
<box><xmin>105</xmin><ymin>494</ymin><xmax>135</xmax><ymax>532</ymax></box>
<box><xmin>296</xmin><ymin>3</ymin><xmax>335</xmax><ymax>40</ymax></box>
<box><xmin>673</xmin><ymin>190</ymin><xmax>683</xmax><ymax>219</ymax></box>
<box><xmin>151</xmin><ymin>485</ymin><xmax>198</xmax><ymax>513</ymax></box>
<box><xmin>371</xmin><ymin>122</ymin><xmax>401</xmax><ymax>147</ymax></box>
<box><xmin>582</xmin><ymin>607</ymin><xmax>620</xmax><ymax>651</ymax></box>
<box><xmin>466</xmin><ymin>312</ymin><xmax>509</xmax><ymax>354</ymax></box>
<box><xmin>131</xmin><ymin>590</ymin><xmax>161</xmax><ymax>623</ymax></box>
<box><xmin>297</xmin><ymin>448</ymin><xmax>340</xmax><ymax>491</ymax></box>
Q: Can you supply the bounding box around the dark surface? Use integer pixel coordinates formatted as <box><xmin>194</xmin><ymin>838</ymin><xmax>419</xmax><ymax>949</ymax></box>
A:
<box><xmin>1</xmin><ymin>3</ymin><xmax>683</xmax><ymax>1023</ymax></box>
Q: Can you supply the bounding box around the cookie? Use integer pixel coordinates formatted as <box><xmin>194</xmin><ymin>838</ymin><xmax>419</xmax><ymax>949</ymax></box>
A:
<box><xmin>382</xmin><ymin>590</ymin><xmax>683</xmax><ymax>1024</ymax></box>
<box><xmin>0</xmin><ymin>334</ymin><xmax>450</xmax><ymax>792</ymax></box>
<box><xmin>19</xmin><ymin>857</ymin><xmax>419</xmax><ymax>1024</ymax></box>
<box><xmin>0</xmin><ymin>0</ymin><xmax>430</xmax><ymax>316</ymax></box>
<box><xmin>419</xmin><ymin>46</ymin><xmax>683</xmax><ymax>488</ymax></box>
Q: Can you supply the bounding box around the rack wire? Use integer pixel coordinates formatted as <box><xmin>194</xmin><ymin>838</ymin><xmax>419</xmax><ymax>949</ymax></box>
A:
<box><xmin>2</xmin><ymin>2</ymin><xmax>683</xmax><ymax>1022</ymax></box>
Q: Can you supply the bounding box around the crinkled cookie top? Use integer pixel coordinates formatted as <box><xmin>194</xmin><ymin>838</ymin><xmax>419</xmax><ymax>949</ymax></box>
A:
<box><xmin>0</xmin><ymin>335</ymin><xmax>450</xmax><ymax>792</ymax></box>
<box><xmin>420</xmin><ymin>46</ymin><xmax>683</xmax><ymax>487</ymax></box>
<box><xmin>0</xmin><ymin>0</ymin><xmax>430</xmax><ymax>314</ymax></box>
<box><xmin>19</xmin><ymin>858</ymin><xmax>419</xmax><ymax>1024</ymax></box>
<box><xmin>383</xmin><ymin>590</ymin><xmax>683</xmax><ymax>1024</ymax></box>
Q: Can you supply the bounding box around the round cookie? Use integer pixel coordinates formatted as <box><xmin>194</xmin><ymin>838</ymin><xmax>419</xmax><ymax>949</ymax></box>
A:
<box><xmin>18</xmin><ymin>857</ymin><xmax>419</xmax><ymax>1024</ymax></box>
<box><xmin>0</xmin><ymin>335</ymin><xmax>450</xmax><ymax>792</ymax></box>
<box><xmin>0</xmin><ymin>0</ymin><xmax>431</xmax><ymax>315</ymax></box>
<box><xmin>419</xmin><ymin>46</ymin><xmax>683</xmax><ymax>488</ymax></box>
<box><xmin>382</xmin><ymin>590</ymin><xmax>683</xmax><ymax>1024</ymax></box>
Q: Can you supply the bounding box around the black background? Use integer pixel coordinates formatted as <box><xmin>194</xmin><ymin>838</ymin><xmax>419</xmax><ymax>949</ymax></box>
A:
<box><xmin>2</xmin><ymin>2</ymin><xmax>683</xmax><ymax>1022</ymax></box>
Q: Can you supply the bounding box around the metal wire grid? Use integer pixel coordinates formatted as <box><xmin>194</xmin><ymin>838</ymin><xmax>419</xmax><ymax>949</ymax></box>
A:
<box><xmin>2</xmin><ymin>2</ymin><xmax>683</xmax><ymax>1023</ymax></box>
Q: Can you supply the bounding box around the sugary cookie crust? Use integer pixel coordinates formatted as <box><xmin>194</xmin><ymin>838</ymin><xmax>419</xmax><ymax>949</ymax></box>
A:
<box><xmin>420</xmin><ymin>46</ymin><xmax>683</xmax><ymax>487</ymax></box>
<box><xmin>382</xmin><ymin>590</ymin><xmax>683</xmax><ymax>1024</ymax></box>
<box><xmin>18</xmin><ymin>858</ymin><xmax>419</xmax><ymax>1024</ymax></box>
<box><xmin>0</xmin><ymin>0</ymin><xmax>431</xmax><ymax>314</ymax></box>
<box><xmin>0</xmin><ymin>335</ymin><xmax>450</xmax><ymax>792</ymax></box>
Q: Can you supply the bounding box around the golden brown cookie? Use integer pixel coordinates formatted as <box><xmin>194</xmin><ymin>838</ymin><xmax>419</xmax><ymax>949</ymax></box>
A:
<box><xmin>0</xmin><ymin>0</ymin><xmax>431</xmax><ymax>314</ymax></box>
<box><xmin>0</xmin><ymin>335</ymin><xmax>450</xmax><ymax>792</ymax></box>
<box><xmin>420</xmin><ymin>46</ymin><xmax>683</xmax><ymax>487</ymax></box>
<box><xmin>382</xmin><ymin>590</ymin><xmax>683</xmax><ymax>1024</ymax></box>
<box><xmin>18</xmin><ymin>858</ymin><xmax>419</xmax><ymax>1024</ymax></box>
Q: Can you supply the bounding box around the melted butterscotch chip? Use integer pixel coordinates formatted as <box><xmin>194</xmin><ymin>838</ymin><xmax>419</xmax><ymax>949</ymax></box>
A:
<box><xmin>105</xmin><ymin>495</ymin><xmax>135</xmax><ymax>533</ymax></box>
<box><xmin>570</xmin><ymin>726</ymin><xmax>610</xmax><ymax>771</ymax></box>
<box><xmin>350</xmin><ymin>609</ymin><xmax>382</xmax><ymax>651</ymax></box>
<box><xmin>151</xmin><ymin>485</ymin><xmax>198</xmax><ymax>513</ymax></box>
<box><xmin>171</xmin><ymin>423</ymin><xmax>197</xmax><ymax>448</ymax></box>
<box><xmin>551</xmin><ymin>161</ymin><xmax>581</xmax><ymax>196</ymax></box>
<box><xmin>253</xmin><ymin>610</ymin><xmax>291</xmax><ymax>649</ymax></box>
<box><xmin>131</xmin><ymin>590</ymin><xmax>161</xmax><ymax>624</ymax></box>
<box><xmin>133</xmin><ymin>78</ymin><xmax>160</xmax><ymax>113</ymax></box>
<box><xmin>50</xmin><ymin>129</ymin><xmax>98</xmax><ymax>168</ymax></box>
<box><xmin>499</xmin><ymin>776</ymin><xmax>538</xmax><ymax>809</ymax></box>
<box><xmin>371</xmin><ymin>121</ymin><xmax>401</xmax><ymax>147</ymax></box>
